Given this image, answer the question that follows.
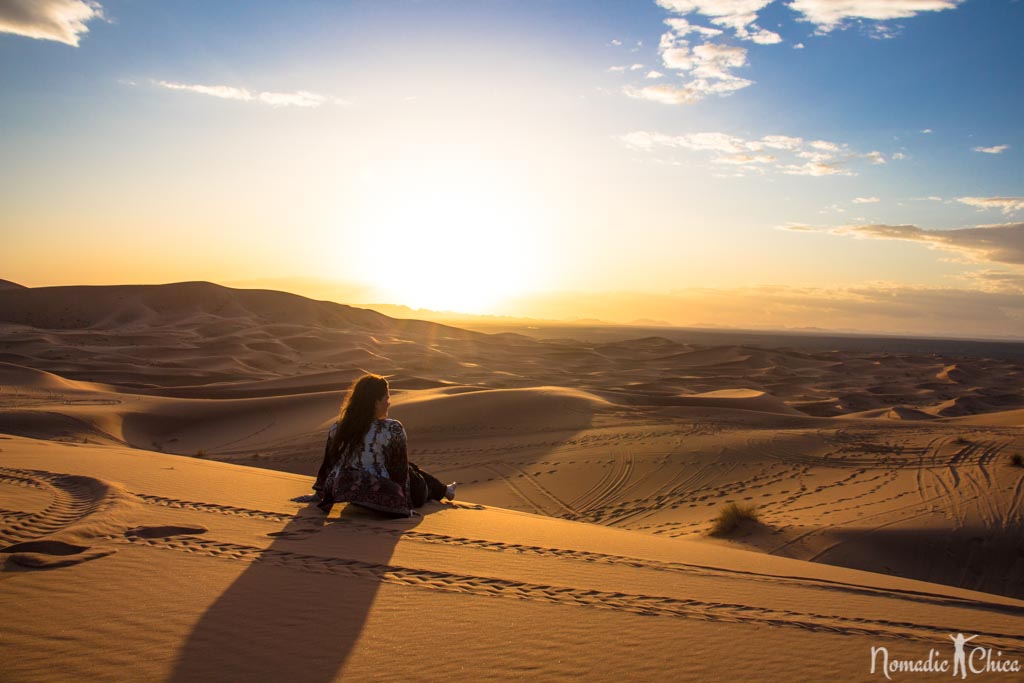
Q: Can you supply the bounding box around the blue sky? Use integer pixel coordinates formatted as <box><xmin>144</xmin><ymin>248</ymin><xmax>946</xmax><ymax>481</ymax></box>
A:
<box><xmin>1</xmin><ymin>1</ymin><xmax>1022</xmax><ymax>338</ymax></box>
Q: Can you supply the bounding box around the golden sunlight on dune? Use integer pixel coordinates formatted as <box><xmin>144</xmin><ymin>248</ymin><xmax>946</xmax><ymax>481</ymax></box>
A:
<box><xmin>2</xmin><ymin>282</ymin><xmax>1023</xmax><ymax>681</ymax></box>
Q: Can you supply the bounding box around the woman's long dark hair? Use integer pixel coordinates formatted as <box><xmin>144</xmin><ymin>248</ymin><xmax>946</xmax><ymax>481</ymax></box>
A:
<box><xmin>331</xmin><ymin>374</ymin><xmax>389</xmax><ymax>464</ymax></box>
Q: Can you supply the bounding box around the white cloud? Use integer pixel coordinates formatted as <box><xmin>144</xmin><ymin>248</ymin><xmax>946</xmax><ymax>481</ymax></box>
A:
<box><xmin>631</xmin><ymin>0</ymin><xmax>967</xmax><ymax>107</ymax></box>
<box><xmin>257</xmin><ymin>90</ymin><xmax>326</xmax><ymax>108</ymax></box>
<box><xmin>973</xmin><ymin>144</ymin><xmax>1009</xmax><ymax>155</ymax></box>
<box><xmin>852</xmin><ymin>197</ymin><xmax>880</xmax><ymax>204</ymax></box>
<box><xmin>892</xmin><ymin>151</ymin><xmax>908</xmax><ymax>160</ymax></box>
<box><xmin>656</xmin><ymin>0</ymin><xmax>778</xmax><ymax>44</ymax></box>
<box><xmin>957</xmin><ymin>197</ymin><xmax>1024</xmax><ymax>216</ymax></box>
<box><xmin>746</xmin><ymin>27</ymin><xmax>784</xmax><ymax>44</ymax></box>
<box><xmin>864</xmin><ymin>150</ymin><xmax>887</xmax><ymax>164</ymax></box>
<box><xmin>623</xmin><ymin>84</ymin><xmax>702</xmax><ymax>105</ymax></box>
<box><xmin>630</xmin><ymin>63</ymin><xmax>645</xmax><ymax>70</ymax></box>
<box><xmin>777</xmin><ymin>223</ymin><xmax>823</xmax><ymax>232</ymax></box>
<box><xmin>656</xmin><ymin>1</ymin><xmax>774</xmax><ymax>17</ymax></box>
<box><xmin>0</xmin><ymin>0</ymin><xmax>103</xmax><ymax>46</ymax></box>
<box><xmin>692</xmin><ymin>42</ymin><xmax>748</xmax><ymax>78</ymax></box>
<box><xmin>664</xmin><ymin>17</ymin><xmax>723</xmax><ymax>38</ymax></box>
<box><xmin>866</xmin><ymin>23</ymin><xmax>900</xmax><ymax>40</ymax></box>
<box><xmin>643</xmin><ymin>8</ymin><xmax>761</xmax><ymax>104</ymax></box>
<box><xmin>645</xmin><ymin>70</ymin><xmax>665</xmax><ymax>79</ymax></box>
<box><xmin>761</xmin><ymin>135</ymin><xmax>804</xmax><ymax>150</ymax></box>
<box><xmin>610</xmin><ymin>39</ymin><xmax>623</xmax><ymax>46</ymax></box>
<box><xmin>607</xmin><ymin>65</ymin><xmax>628</xmax><ymax>73</ymax></box>
<box><xmin>154</xmin><ymin>80</ymin><xmax>253</xmax><ymax>102</ymax></box>
<box><xmin>661</xmin><ymin>45</ymin><xmax>694</xmax><ymax>70</ymax></box>
<box><xmin>787</xmin><ymin>0</ymin><xmax>963</xmax><ymax>33</ymax></box>
<box><xmin>920</xmin><ymin>128</ymin><xmax>933</xmax><ymax>134</ymax></box>
<box><xmin>780</xmin><ymin>161</ymin><xmax>853</xmax><ymax>176</ymax></box>
<box><xmin>809</xmin><ymin>140</ymin><xmax>840</xmax><ymax>152</ymax></box>
<box><xmin>152</xmin><ymin>80</ymin><xmax>329</xmax><ymax>108</ymax></box>
<box><xmin>620</xmin><ymin>129</ymin><xmax>882</xmax><ymax>177</ymax></box>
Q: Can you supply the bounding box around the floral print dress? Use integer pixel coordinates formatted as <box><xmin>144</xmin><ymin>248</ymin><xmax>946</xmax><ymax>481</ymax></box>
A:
<box><xmin>318</xmin><ymin>418</ymin><xmax>411</xmax><ymax>516</ymax></box>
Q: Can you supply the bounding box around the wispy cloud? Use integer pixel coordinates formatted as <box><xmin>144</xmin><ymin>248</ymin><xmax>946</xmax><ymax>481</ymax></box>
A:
<box><xmin>620</xmin><ymin>129</ymin><xmax>889</xmax><ymax>176</ymax></box>
<box><xmin>609</xmin><ymin>63</ymin><xmax>646</xmax><ymax>73</ymax></box>
<box><xmin>0</xmin><ymin>0</ymin><xmax>103</xmax><ymax>46</ymax></box>
<box><xmin>957</xmin><ymin>197</ymin><xmax>1024</xmax><ymax>215</ymax></box>
<box><xmin>151</xmin><ymin>80</ymin><xmax>330</xmax><ymax>108</ymax></box>
<box><xmin>623</xmin><ymin>84</ymin><xmax>703</xmax><ymax>105</ymax></box>
<box><xmin>852</xmin><ymin>197</ymin><xmax>880</xmax><ymax>204</ymax></box>
<box><xmin>787</xmin><ymin>0</ymin><xmax>964</xmax><ymax>33</ymax></box>
<box><xmin>973</xmin><ymin>144</ymin><xmax>1009</xmax><ymax>155</ymax></box>
<box><xmin>793</xmin><ymin>221</ymin><xmax>1024</xmax><ymax>266</ymax></box>
<box><xmin>960</xmin><ymin>269</ymin><xmax>1024</xmax><ymax>294</ymax></box>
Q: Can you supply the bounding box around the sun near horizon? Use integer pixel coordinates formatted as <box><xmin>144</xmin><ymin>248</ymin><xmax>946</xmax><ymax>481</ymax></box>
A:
<box><xmin>1</xmin><ymin>0</ymin><xmax>1023</xmax><ymax>339</ymax></box>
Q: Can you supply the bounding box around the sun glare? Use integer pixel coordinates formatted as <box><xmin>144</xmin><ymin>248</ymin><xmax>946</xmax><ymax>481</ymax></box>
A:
<box><xmin>347</xmin><ymin>162</ymin><xmax>550</xmax><ymax>313</ymax></box>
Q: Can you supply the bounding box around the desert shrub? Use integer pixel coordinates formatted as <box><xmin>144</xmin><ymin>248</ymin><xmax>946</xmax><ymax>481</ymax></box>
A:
<box><xmin>953</xmin><ymin>436</ymin><xmax>970</xmax><ymax>445</ymax></box>
<box><xmin>710</xmin><ymin>503</ymin><xmax>759</xmax><ymax>537</ymax></box>
<box><xmin>194</xmin><ymin>449</ymin><xmax>206</xmax><ymax>458</ymax></box>
<box><xmin>1011</xmin><ymin>453</ymin><xmax>1023</xmax><ymax>468</ymax></box>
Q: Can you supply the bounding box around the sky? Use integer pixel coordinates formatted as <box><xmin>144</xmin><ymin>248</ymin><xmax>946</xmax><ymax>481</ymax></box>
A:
<box><xmin>1</xmin><ymin>0</ymin><xmax>1023</xmax><ymax>338</ymax></box>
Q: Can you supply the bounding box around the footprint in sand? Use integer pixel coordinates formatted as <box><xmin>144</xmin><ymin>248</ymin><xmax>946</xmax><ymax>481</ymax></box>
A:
<box><xmin>1</xmin><ymin>539</ymin><xmax>117</xmax><ymax>569</ymax></box>
<box><xmin>124</xmin><ymin>524</ymin><xmax>208</xmax><ymax>539</ymax></box>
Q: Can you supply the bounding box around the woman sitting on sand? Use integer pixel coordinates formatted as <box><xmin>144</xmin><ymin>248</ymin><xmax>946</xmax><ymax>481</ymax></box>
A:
<box><xmin>314</xmin><ymin>373</ymin><xmax>455</xmax><ymax>517</ymax></box>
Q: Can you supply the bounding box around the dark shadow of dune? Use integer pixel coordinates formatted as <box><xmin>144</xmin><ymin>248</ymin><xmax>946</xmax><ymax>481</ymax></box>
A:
<box><xmin>168</xmin><ymin>502</ymin><xmax>422</xmax><ymax>682</ymax></box>
<box><xmin>811</xmin><ymin>525</ymin><xmax>1024</xmax><ymax>601</ymax></box>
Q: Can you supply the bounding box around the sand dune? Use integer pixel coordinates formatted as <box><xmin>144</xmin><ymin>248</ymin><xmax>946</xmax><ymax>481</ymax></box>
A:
<box><xmin>3</xmin><ymin>437</ymin><xmax>1023</xmax><ymax>681</ymax></box>
<box><xmin>673</xmin><ymin>388</ymin><xmax>806</xmax><ymax>415</ymax></box>
<box><xmin>3</xmin><ymin>281</ymin><xmax>1024</xmax><ymax>679</ymax></box>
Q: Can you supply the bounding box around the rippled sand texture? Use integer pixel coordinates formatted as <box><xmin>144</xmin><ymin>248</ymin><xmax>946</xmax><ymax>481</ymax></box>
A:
<box><xmin>2</xmin><ymin>281</ymin><xmax>1023</xmax><ymax>680</ymax></box>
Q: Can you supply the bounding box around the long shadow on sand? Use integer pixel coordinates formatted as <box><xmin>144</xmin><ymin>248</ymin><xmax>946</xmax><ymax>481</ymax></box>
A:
<box><xmin>809</xmin><ymin>525</ymin><xmax>1024</xmax><ymax>601</ymax></box>
<box><xmin>168</xmin><ymin>502</ymin><xmax>425</xmax><ymax>682</ymax></box>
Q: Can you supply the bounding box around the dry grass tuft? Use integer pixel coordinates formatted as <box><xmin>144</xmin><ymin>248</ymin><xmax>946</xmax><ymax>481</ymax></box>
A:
<box><xmin>710</xmin><ymin>502</ymin><xmax>759</xmax><ymax>537</ymax></box>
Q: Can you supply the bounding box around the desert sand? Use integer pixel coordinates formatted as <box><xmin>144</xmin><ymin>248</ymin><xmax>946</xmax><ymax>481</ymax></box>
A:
<box><xmin>2</xmin><ymin>281</ymin><xmax>1023</xmax><ymax>681</ymax></box>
